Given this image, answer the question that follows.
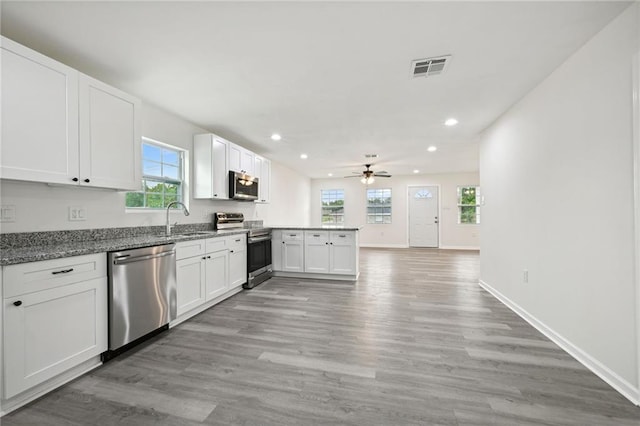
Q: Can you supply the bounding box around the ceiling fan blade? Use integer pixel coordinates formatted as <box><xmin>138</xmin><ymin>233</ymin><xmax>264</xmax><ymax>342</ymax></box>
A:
<box><xmin>344</xmin><ymin>175</ymin><xmax>362</xmax><ymax>178</ymax></box>
<box><xmin>374</xmin><ymin>174</ymin><xmax>392</xmax><ymax>177</ymax></box>
<box><xmin>377</xmin><ymin>170</ymin><xmax>388</xmax><ymax>174</ymax></box>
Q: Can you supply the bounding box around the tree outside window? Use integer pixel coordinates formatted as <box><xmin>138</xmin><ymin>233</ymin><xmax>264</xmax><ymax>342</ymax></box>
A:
<box><xmin>457</xmin><ymin>186</ymin><xmax>480</xmax><ymax>224</ymax></box>
<box><xmin>321</xmin><ymin>189</ymin><xmax>344</xmax><ymax>224</ymax></box>
<box><xmin>126</xmin><ymin>139</ymin><xmax>186</xmax><ymax>209</ymax></box>
<box><xmin>367</xmin><ymin>188</ymin><xmax>392</xmax><ymax>224</ymax></box>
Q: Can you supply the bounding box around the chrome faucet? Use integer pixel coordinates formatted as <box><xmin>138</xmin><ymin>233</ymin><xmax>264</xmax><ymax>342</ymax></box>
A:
<box><xmin>166</xmin><ymin>201</ymin><xmax>190</xmax><ymax>236</ymax></box>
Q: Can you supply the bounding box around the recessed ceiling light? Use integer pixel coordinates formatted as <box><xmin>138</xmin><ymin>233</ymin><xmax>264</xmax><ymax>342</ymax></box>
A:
<box><xmin>444</xmin><ymin>118</ymin><xmax>458</xmax><ymax>126</ymax></box>
<box><xmin>427</xmin><ymin>146</ymin><xmax>437</xmax><ymax>152</ymax></box>
<box><xmin>300</xmin><ymin>154</ymin><xmax>308</xmax><ymax>159</ymax></box>
<box><xmin>328</xmin><ymin>173</ymin><xmax>333</xmax><ymax>177</ymax></box>
<box><xmin>270</xmin><ymin>133</ymin><xmax>282</xmax><ymax>141</ymax></box>
<box><xmin>413</xmin><ymin>169</ymin><xmax>419</xmax><ymax>174</ymax></box>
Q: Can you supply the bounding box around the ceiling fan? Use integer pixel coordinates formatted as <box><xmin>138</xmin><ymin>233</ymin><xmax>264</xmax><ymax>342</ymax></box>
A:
<box><xmin>345</xmin><ymin>164</ymin><xmax>391</xmax><ymax>184</ymax></box>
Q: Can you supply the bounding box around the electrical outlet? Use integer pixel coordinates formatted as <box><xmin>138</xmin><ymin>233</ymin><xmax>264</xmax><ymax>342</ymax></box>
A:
<box><xmin>69</xmin><ymin>206</ymin><xmax>87</xmax><ymax>221</ymax></box>
<box><xmin>523</xmin><ymin>269</ymin><xmax>529</xmax><ymax>284</ymax></box>
<box><xmin>0</xmin><ymin>205</ymin><xmax>16</xmax><ymax>222</ymax></box>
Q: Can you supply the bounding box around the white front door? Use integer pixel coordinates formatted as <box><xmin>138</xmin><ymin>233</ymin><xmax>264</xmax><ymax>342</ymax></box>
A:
<box><xmin>409</xmin><ymin>186</ymin><xmax>439</xmax><ymax>247</ymax></box>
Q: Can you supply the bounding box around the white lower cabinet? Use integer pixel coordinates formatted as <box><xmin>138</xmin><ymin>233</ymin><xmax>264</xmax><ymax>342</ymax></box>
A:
<box><xmin>228</xmin><ymin>234</ymin><xmax>247</xmax><ymax>288</ymax></box>
<box><xmin>205</xmin><ymin>250</ymin><xmax>228</xmax><ymax>301</ymax></box>
<box><xmin>175</xmin><ymin>234</ymin><xmax>245</xmax><ymax>321</ymax></box>
<box><xmin>273</xmin><ymin>229</ymin><xmax>359</xmax><ymax>279</ymax></box>
<box><xmin>328</xmin><ymin>231</ymin><xmax>357</xmax><ymax>275</ymax></box>
<box><xmin>282</xmin><ymin>231</ymin><xmax>304</xmax><ymax>273</ymax></box>
<box><xmin>176</xmin><ymin>255</ymin><xmax>206</xmax><ymax>316</ymax></box>
<box><xmin>304</xmin><ymin>231</ymin><xmax>330</xmax><ymax>273</ymax></box>
<box><xmin>2</xmin><ymin>253</ymin><xmax>107</xmax><ymax>399</ymax></box>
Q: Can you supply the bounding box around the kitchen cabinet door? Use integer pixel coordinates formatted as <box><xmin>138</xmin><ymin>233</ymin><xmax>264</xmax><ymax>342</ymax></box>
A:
<box><xmin>329</xmin><ymin>232</ymin><xmax>357</xmax><ymax>275</ymax></box>
<box><xmin>1</xmin><ymin>36</ymin><xmax>80</xmax><ymax>185</ymax></box>
<box><xmin>3</xmin><ymin>277</ymin><xmax>107</xmax><ymax>399</ymax></box>
<box><xmin>228</xmin><ymin>142</ymin><xmax>254</xmax><ymax>175</ymax></box>
<box><xmin>176</xmin><ymin>256</ymin><xmax>206</xmax><ymax>316</ymax></box>
<box><xmin>193</xmin><ymin>134</ymin><xmax>229</xmax><ymax>199</ymax></box>
<box><xmin>228</xmin><ymin>237</ymin><xmax>247</xmax><ymax>288</ymax></box>
<box><xmin>79</xmin><ymin>74</ymin><xmax>141</xmax><ymax>190</ymax></box>
<box><xmin>304</xmin><ymin>231</ymin><xmax>330</xmax><ymax>273</ymax></box>
<box><xmin>282</xmin><ymin>231</ymin><xmax>304</xmax><ymax>273</ymax></box>
<box><xmin>254</xmin><ymin>155</ymin><xmax>271</xmax><ymax>204</ymax></box>
<box><xmin>205</xmin><ymin>250</ymin><xmax>228</xmax><ymax>301</ymax></box>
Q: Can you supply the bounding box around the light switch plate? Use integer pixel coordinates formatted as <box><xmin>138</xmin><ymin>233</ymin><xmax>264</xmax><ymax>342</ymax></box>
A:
<box><xmin>0</xmin><ymin>205</ymin><xmax>16</xmax><ymax>222</ymax></box>
<box><xmin>69</xmin><ymin>206</ymin><xmax>87</xmax><ymax>221</ymax></box>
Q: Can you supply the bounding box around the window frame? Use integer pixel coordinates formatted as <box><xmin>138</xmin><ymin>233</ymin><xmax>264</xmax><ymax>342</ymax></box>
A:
<box><xmin>321</xmin><ymin>189</ymin><xmax>345</xmax><ymax>225</ymax></box>
<box><xmin>126</xmin><ymin>137</ymin><xmax>188</xmax><ymax>211</ymax></box>
<box><xmin>366</xmin><ymin>188</ymin><xmax>392</xmax><ymax>224</ymax></box>
<box><xmin>457</xmin><ymin>186</ymin><xmax>480</xmax><ymax>224</ymax></box>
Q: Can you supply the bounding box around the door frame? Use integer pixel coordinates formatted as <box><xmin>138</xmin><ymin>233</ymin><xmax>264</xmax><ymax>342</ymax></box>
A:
<box><xmin>406</xmin><ymin>184</ymin><xmax>441</xmax><ymax>248</ymax></box>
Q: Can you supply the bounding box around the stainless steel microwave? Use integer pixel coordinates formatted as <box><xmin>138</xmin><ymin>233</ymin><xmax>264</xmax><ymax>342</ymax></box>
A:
<box><xmin>229</xmin><ymin>170</ymin><xmax>259</xmax><ymax>201</ymax></box>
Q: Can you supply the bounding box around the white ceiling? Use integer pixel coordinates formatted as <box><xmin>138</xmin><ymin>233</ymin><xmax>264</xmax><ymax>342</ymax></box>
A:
<box><xmin>1</xmin><ymin>1</ymin><xmax>630</xmax><ymax>179</ymax></box>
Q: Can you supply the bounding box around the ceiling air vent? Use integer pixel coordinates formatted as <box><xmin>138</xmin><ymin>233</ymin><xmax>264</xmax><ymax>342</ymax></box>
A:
<box><xmin>411</xmin><ymin>55</ymin><xmax>451</xmax><ymax>78</ymax></box>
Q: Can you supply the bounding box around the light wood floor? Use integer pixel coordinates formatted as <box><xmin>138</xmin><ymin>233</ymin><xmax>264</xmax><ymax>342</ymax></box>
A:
<box><xmin>3</xmin><ymin>248</ymin><xmax>639</xmax><ymax>425</ymax></box>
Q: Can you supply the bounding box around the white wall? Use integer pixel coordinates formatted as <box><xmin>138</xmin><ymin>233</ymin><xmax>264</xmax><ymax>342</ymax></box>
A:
<box><xmin>0</xmin><ymin>103</ymin><xmax>310</xmax><ymax>232</ymax></box>
<box><xmin>310</xmin><ymin>172</ymin><xmax>479</xmax><ymax>249</ymax></box>
<box><xmin>479</xmin><ymin>4</ymin><xmax>638</xmax><ymax>401</ymax></box>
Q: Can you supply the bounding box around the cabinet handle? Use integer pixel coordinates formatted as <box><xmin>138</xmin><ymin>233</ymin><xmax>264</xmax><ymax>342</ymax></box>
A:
<box><xmin>13</xmin><ymin>301</ymin><xmax>22</xmax><ymax>307</ymax></box>
<box><xmin>51</xmin><ymin>268</ymin><xmax>74</xmax><ymax>275</ymax></box>
<box><xmin>213</xmin><ymin>194</ymin><xmax>218</xmax><ymax>197</ymax></box>
<box><xmin>72</xmin><ymin>177</ymin><xmax>79</xmax><ymax>182</ymax></box>
<box><xmin>202</xmin><ymin>256</ymin><xmax>207</xmax><ymax>260</ymax></box>
<box><xmin>338</xmin><ymin>235</ymin><xmax>346</xmax><ymax>238</ymax></box>
<box><xmin>235</xmin><ymin>239</ymin><xmax>241</xmax><ymax>242</ymax></box>
<box><xmin>313</xmin><ymin>234</ymin><xmax>320</xmax><ymax>237</ymax></box>
<box><xmin>84</xmin><ymin>178</ymin><xmax>90</xmax><ymax>183</ymax></box>
<box><xmin>230</xmin><ymin>250</ymin><xmax>234</xmax><ymax>253</ymax></box>
<box><xmin>325</xmin><ymin>242</ymin><xmax>328</xmax><ymax>245</ymax></box>
<box><xmin>207</xmin><ymin>255</ymin><xmax>211</xmax><ymax>259</ymax></box>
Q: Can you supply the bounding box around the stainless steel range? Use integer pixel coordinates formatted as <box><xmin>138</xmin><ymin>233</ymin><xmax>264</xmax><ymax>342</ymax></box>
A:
<box><xmin>214</xmin><ymin>213</ymin><xmax>272</xmax><ymax>289</ymax></box>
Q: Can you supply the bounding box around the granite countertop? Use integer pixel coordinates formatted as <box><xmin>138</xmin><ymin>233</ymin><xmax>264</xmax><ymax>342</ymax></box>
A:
<box><xmin>0</xmin><ymin>229</ymin><xmax>248</xmax><ymax>266</ymax></box>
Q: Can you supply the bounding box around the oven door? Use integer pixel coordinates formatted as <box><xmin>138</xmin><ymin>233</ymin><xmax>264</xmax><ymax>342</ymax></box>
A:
<box><xmin>247</xmin><ymin>236</ymin><xmax>272</xmax><ymax>273</ymax></box>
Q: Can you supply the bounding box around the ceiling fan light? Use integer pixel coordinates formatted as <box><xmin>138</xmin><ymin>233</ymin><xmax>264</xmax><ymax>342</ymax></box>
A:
<box><xmin>361</xmin><ymin>176</ymin><xmax>375</xmax><ymax>185</ymax></box>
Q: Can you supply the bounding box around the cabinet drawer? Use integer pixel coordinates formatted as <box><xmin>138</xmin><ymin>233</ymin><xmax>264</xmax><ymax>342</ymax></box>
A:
<box><xmin>3</xmin><ymin>253</ymin><xmax>106</xmax><ymax>298</ymax></box>
<box><xmin>282</xmin><ymin>231</ymin><xmax>304</xmax><ymax>242</ymax></box>
<box><xmin>304</xmin><ymin>231</ymin><xmax>329</xmax><ymax>243</ymax></box>
<box><xmin>330</xmin><ymin>231</ymin><xmax>354</xmax><ymax>244</ymax></box>
<box><xmin>226</xmin><ymin>234</ymin><xmax>247</xmax><ymax>252</ymax></box>
<box><xmin>176</xmin><ymin>239</ymin><xmax>206</xmax><ymax>260</ymax></box>
<box><xmin>205</xmin><ymin>237</ymin><xmax>227</xmax><ymax>253</ymax></box>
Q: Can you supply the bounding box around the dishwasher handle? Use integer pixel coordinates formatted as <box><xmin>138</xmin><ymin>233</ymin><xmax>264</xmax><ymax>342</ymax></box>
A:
<box><xmin>113</xmin><ymin>250</ymin><xmax>175</xmax><ymax>265</ymax></box>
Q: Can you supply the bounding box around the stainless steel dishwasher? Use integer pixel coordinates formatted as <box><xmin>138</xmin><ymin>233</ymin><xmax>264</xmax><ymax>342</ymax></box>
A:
<box><xmin>105</xmin><ymin>243</ymin><xmax>176</xmax><ymax>358</ymax></box>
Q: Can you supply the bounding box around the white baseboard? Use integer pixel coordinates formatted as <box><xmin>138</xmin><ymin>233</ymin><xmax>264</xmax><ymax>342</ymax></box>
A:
<box><xmin>478</xmin><ymin>279</ymin><xmax>639</xmax><ymax>406</ymax></box>
<box><xmin>359</xmin><ymin>243</ymin><xmax>409</xmax><ymax>248</ymax></box>
<box><xmin>439</xmin><ymin>245</ymin><xmax>480</xmax><ymax>251</ymax></box>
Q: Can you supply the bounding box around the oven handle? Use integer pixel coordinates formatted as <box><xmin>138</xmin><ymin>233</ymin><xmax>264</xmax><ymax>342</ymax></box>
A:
<box><xmin>248</xmin><ymin>235</ymin><xmax>272</xmax><ymax>244</ymax></box>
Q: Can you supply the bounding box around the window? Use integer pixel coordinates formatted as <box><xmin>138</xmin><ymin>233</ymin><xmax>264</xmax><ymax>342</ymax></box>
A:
<box><xmin>367</xmin><ymin>188</ymin><xmax>392</xmax><ymax>224</ymax></box>
<box><xmin>458</xmin><ymin>186</ymin><xmax>480</xmax><ymax>224</ymax></box>
<box><xmin>126</xmin><ymin>138</ymin><xmax>186</xmax><ymax>209</ymax></box>
<box><xmin>321</xmin><ymin>189</ymin><xmax>345</xmax><ymax>224</ymax></box>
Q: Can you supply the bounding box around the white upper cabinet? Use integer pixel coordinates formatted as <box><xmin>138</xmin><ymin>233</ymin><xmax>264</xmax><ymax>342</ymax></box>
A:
<box><xmin>254</xmin><ymin>155</ymin><xmax>271</xmax><ymax>204</ymax></box>
<box><xmin>0</xmin><ymin>37</ymin><xmax>141</xmax><ymax>190</ymax></box>
<box><xmin>79</xmin><ymin>74</ymin><xmax>141</xmax><ymax>190</ymax></box>
<box><xmin>1</xmin><ymin>36</ymin><xmax>80</xmax><ymax>185</ymax></box>
<box><xmin>193</xmin><ymin>134</ymin><xmax>229</xmax><ymax>199</ymax></box>
<box><xmin>228</xmin><ymin>142</ymin><xmax>254</xmax><ymax>175</ymax></box>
